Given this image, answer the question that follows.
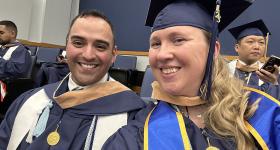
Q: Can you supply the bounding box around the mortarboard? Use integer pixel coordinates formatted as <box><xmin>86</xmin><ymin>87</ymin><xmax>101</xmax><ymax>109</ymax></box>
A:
<box><xmin>145</xmin><ymin>0</ymin><xmax>254</xmax><ymax>33</ymax></box>
<box><xmin>228</xmin><ymin>19</ymin><xmax>271</xmax><ymax>41</ymax></box>
<box><xmin>145</xmin><ymin>0</ymin><xmax>254</xmax><ymax>99</ymax></box>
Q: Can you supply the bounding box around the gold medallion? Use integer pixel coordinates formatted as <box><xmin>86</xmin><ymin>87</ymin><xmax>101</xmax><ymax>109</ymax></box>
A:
<box><xmin>206</xmin><ymin>137</ymin><xmax>219</xmax><ymax>150</ymax></box>
<box><xmin>47</xmin><ymin>131</ymin><xmax>60</xmax><ymax>146</ymax></box>
<box><xmin>206</xmin><ymin>146</ymin><xmax>220</xmax><ymax>150</ymax></box>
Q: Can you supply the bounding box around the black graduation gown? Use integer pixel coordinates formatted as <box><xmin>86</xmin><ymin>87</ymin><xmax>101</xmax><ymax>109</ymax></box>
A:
<box><xmin>102</xmin><ymin>101</ymin><xmax>236</xmax><ymax>150</ymax></box>
<box><xmin>0</xmin><ymin>78</ymin><xmax>146</xmax><ymax>150</ymax></box>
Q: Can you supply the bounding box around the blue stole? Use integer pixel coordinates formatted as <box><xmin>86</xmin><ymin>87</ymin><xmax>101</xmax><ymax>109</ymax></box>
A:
<box><xmin>244</xmin><ymin>87</ymin><xmax>280</xmax><ymax>150</ymax></box>
<box><xmin>144</xmin><ymin>101</ymin><xmax>192</xmax><ymax>150</ymax></box>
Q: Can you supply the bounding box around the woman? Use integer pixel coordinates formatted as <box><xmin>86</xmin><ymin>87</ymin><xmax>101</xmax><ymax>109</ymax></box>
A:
<box><xmin>103</xmin><ymin>0</ymin><xmax>280</xmax><ymax>149</ymax></box>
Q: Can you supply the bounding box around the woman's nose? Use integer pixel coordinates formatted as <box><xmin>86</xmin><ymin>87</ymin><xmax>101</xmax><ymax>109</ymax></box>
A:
<box><xmin>156</xmin><ymin>45</ymin><xmax>174</xmax><ymax>61</ymax></box>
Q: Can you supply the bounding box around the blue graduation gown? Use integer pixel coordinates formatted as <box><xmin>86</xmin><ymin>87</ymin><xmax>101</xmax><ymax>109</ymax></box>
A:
<box><xmin>0</xmin><ymin>44</ymin><xmax>31</xmax><ymax>79</ymax></box>
<box><xmin>0</xmin><ymin>78</ymin><xmax>145</xmax><ymax>149</ymax></box>
<box><xmin>235</xmin><ymin>69</ymin><xmax>280</xmax><ymax>100</ymax></box>
<box><xmin>102</xmin><ymin>101</ymin><xmax>236</xmax><ymax>150</ymax></box>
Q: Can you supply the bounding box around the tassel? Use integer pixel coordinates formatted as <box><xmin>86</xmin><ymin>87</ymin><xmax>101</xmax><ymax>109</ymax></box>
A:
<box><xmin>32</xmin><ymin>101</ymin><xmax>53</xmax><ymax>137</ymax></box>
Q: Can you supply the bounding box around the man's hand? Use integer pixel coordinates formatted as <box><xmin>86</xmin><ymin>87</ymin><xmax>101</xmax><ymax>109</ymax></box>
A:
<box><xmin>256</xmin><ymin>65</ymin><xmax>279</xmax><ymax>85</ymax></box>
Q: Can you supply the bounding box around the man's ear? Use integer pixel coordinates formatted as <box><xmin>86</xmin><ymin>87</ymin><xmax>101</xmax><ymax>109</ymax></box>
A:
<box><xmin>10</xmin><ymin>30</ymin><xmax>16</xmax><ymax>38</ymax></box>
<box><xmin>111</xmin><ymin>45</ymin><xmax>118</xmax><ymax>63</ymax></box>
<box><xmin>112</xmin><ymin>45</ymin><xmax>118</xmax><ymax>56</ymax></box>
<box><xmin>234</xmin><ymin>43</ymin><xmax>240</xmax><ymax>53</ymax></box>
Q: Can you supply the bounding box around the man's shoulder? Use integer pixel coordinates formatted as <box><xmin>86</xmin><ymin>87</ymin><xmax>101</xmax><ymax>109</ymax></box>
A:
<box><xmin>102</xmin><ymin>102</ymin><xmax>154</xmax><ymax>150</ymax></box>
<box><xmin>20</xmin><ymin>81</ymin><xmax>60</xmax><ymax>101</ymax></box>
<box><xmin>14</xmin><ymin>44</ymin><xmax>29</xmax><ymax>52</ymax></box>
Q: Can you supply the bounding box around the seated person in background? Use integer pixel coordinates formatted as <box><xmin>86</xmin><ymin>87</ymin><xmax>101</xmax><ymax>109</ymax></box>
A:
<box><xmin>103</xmin><ymin>0</ymin><xmax>280</xmax><ymax>149</ymax></box>
<box><xmin>34</xmin><ymin>51</ymin><xmax>69</xmax><ymax>87</ymax></box>
<box><xmin>0</xmin><ymin>20</ymin><xmax>31</xmax><ymax>79</ymax></box>
<box><xmin>33</xmin><ymin>61</ymin><xmax>70</xmax><ymax>88</ymax></box>
<box><xmin>34</xmin><ymin>49</ymin><xmax>69</xmax><ymax>88</ymax></box>
<box><xmin>0</xmin><ymin>10</ymin><xmax>145</xmax><ymax>149</ymax></box>
<box><xmin>57</xmin><ymin>50</ymin><xmax>67</xmax><ymax>64</ymax></box>
<box><xmin>227</xmin><ymin>19</ymin><xmax>280</xmax><ymax>99</ymax></box>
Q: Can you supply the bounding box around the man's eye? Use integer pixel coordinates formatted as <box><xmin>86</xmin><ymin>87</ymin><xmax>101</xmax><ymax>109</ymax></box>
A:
<box><xmin>259</xmin><ymin>41</ymin><xmax>265</xmax><ymax>45</ymax></box>
<box><xmin>72</xmin><ymin>41</ymin><xmax>84</xmax><ymax>47</ymax></box>
<box><xmin>96</xmin><ymin>43</ymin><xmax>108</xmax><ymax>51</ymax></box>
<box><xmin>247</xmin><ymin>41</ymin><xmax>253</xmax><ymax>44</ymax></box>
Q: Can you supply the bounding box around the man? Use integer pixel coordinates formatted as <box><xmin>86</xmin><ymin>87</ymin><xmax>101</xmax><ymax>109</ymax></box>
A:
<box><xmin>0</xmin><ymin>10</ymin><xmax>145</xmax><ymax>149</ymax></box>
<box><xmin>0</xmin><ymin>20</ymin><xmax>32</xmax><ymax>116</ymax></box>
<box><xmin>0</xmin><ymin>20</ymin><xmax>31</xmax><ymax>79</ymax></box>
<box><xmin>227</xmin><ymin>19</ymin><xmax>280</xmax><ymax>99</ymax></box>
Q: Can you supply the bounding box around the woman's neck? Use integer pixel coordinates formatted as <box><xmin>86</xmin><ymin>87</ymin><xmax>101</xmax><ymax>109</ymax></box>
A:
<box><xmin>179</xmin><ymin>104</ymin><xmax>207</xmax><ymax>128</ymax></box>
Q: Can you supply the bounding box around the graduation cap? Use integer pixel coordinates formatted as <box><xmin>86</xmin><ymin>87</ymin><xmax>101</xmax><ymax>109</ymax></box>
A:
<box><xmin>145</xmin><ymin>0</ymin><xmax>254</xmax><ymax>99</ymax></box>
<box><xmin>228</xmin><ymin>19</ymin><xmax>271</xmax><ymax>41</ymax></box>
<box><xmin>145</xmin><ymin>0</ymin><xmax>253</xmax><ymax>33</ymax></box>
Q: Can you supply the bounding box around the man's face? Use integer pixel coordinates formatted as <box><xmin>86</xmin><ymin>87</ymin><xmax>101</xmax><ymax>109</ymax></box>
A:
<box><xmin>0</xmin><ymin>25</ymin><xmax>14</xmax><ymax>45</ymax></box>
<box><xmin>235</xmin><ymin>35</ymin><xmax>265</xmax><ymax>65</ymax></box>
<box><xmin>66</xmin><ymin>16</ymin><xmax>116</xmax><ymax>86</ymax></box>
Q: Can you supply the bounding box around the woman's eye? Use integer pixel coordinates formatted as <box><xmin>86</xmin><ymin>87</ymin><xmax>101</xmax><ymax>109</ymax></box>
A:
<box><xmin>174</xmin><ymin>38</ymin><xmax>185</xmax><ymax>45</ymax></box>
<box><xmin>150</xmin><ymin>41</ymin><xmax>161</xmax><ymax>49</ymax></box>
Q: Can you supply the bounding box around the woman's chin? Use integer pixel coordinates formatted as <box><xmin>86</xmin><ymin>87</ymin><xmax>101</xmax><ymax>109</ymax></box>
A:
<box><xmin>162</xmin><ymin>86</ymin><xmax>181</xmax><ymax>96</ymax></box>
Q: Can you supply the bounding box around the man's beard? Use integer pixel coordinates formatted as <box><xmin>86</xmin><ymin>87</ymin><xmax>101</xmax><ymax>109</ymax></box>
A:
<box><xmin>0</xmin><ymin>39</ymin><xmax>9</xmax><ymax>45</ymax></box>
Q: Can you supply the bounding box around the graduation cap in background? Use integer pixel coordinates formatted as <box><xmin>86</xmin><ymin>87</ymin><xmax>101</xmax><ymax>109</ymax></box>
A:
<box><xmin>229</xmin><ymin>19</ymin><xmax>271</xmax><ymax>58</ymax></box>
<box><xmin>228</xmin><ymin>19</ymin><xmax>271</xmax><ymax>41</ymax></box>
<box><xmin>145</xmin><ymin>0</ymin><xmax>254</xmax><ymax>99</ymax></box>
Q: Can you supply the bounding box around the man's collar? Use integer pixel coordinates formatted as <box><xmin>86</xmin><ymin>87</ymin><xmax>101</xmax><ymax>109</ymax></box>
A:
<box><xmin>236</xmin><ymin>59</ymin><xmax>260</xmax><ymax>72</ymax></box>
<box><xmin>0</xmin><ymin>41</ymin><xmax>20</xmax><ymax>49</ymax></box>
<box><xmin>238</xmin><ymin>59</ymin><xmax>260</xmax><ymax>66</ymax></box>
<box><xmin>68</xmin><ymin>73</ymin><xmax>109</xmax><ymax>91</ymax></box>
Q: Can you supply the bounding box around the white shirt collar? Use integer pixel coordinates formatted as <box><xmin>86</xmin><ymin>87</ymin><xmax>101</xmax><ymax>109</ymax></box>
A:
<box><xmin>68</xmin><ymin>73</ymin><xmax>109</xmax><ymax>91</ymax></box>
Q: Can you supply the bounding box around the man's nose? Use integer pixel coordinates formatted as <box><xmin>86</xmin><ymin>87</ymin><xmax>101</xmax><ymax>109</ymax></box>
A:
<box><xmin>82</xmin><ymin>45</ymin><xmax>97</xmax><ymax>60</ymax></box>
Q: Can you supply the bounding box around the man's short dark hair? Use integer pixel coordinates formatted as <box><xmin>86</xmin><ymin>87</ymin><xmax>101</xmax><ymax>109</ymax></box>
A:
<box><xmin>0</xmin><ymin>20</ymin><xmax>18</xmax><ymax>37</ymax></box>
<box><xmin>67</xmin><ymin>10</ymin><xmax>115</xmax><ymax>46</ymax></box>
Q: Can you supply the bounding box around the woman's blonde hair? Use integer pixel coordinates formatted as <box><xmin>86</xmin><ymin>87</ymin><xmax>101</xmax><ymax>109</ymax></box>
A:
<box><xmin>204</xmin><ymin>56</ymin><xmax>257</xmax><ymax>150</ymax></box>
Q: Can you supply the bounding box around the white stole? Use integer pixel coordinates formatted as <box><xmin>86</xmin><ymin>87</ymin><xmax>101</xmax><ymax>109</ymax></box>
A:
<box><xmin>92</xmin><ymin>113</ymin><xmax>127</xmax><ymax>150</ymax></box>
<box><xmin>3</xmin><ymin>46</ymin><xmax>19</xmax><ymax>60</ymax></box>
<box><xmin>7</xmin><ymin>89</ymin><xmax>50</xmax><ymax>150</ymax></box>
<box><xmin>7</xmin><ymin>83</ymin><xmax>127</xmax><ymax>150</ymax></box>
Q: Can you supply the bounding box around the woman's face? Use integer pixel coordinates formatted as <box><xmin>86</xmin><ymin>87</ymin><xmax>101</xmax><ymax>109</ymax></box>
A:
<box><xmin>149</xmin><ymin>26</ymin><xmax>210</xmax><ymax>97</ymax></box>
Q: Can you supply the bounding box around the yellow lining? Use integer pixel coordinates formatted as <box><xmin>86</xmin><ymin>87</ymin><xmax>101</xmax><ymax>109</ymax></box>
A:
<box><xmin>244</xmin><ymin>86</ymin><xmax>280</xmax><ymax>106</ymax></box>
<box><xmin>176</xmin><ymin>112</ymin><xmax>191</xmax><ymax>150</ymax></box>
<box><xmin>144</xmin><ymin>107</ymin><xmax>155</xmax><ymax>150</ymax></box>
<box><xmin>244</xmin><ymin>121</ymin><xmax>269</xmax><ymax>150</ymax></box>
